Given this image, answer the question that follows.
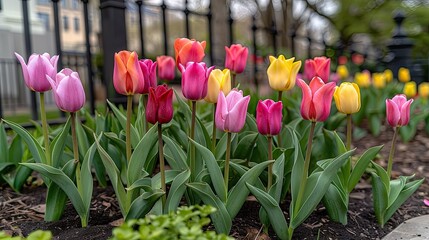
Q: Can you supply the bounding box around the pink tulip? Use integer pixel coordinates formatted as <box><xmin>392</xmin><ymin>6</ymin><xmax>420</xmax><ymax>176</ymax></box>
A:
<box><xmin>46</xmin><ymin>68</ymin><xmax>86</xmax><ymax>112</ymax></box>
<box><xmin>386</xmin><ymin>94</ymin><xmax>413</xmax><ymax>127</ymax></box>
<box><xmin>146</xmin><ymin>85</ymin><xmax>173</xmax><ymax>124</ymax></box>
<box><xmin>215</xmin><ymin>90</ymin><xmax>250</xmax><ymax>133</ymax></box>
<box><xmin>138</xmin><ymin>59</ymin><xmax>157</xmax><ymax>94</ymax></box>
<box><xmin>113</xmin><ymin>50</ymin><xmax>144</xmax><ymax>95</ymax></box>
<box><xmin>256</xmin><ymin>99</ymin><xmax>283</xmax><ymax>136</ymax></box>
<box><xmin>157</xmin><ymin>55</ymin><xmax>175</xmax><ymax>81</ymax></box>
<box><xmin>225</xmin><ymin>44</ymin><xmax>248</xmax><ymax>74</ymax></box>
<box><xmin>304</xmin><ymin>57</ymin><xmax>331</xmax><ymax>83</ymax></box>
<box><xmin>297</xmin><ymin>77</ymin><xmax>336</xmax><ymax>122</ymax></box>
<box><xmin>15</xmin><ymin>52</ymin><xmax>59</xmax><ymax>92</ymax></box>
<box><xmin>179</xmin><ymin>62</ymin><xmax>214</xmax><ymax>101</ymax></box>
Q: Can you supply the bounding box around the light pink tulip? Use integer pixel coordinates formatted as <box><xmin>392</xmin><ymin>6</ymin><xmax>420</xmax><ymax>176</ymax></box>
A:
<box><xmin>304</xmin><ymin>57</ymin><xmax>331</xmax><ymax>83</ymax></box>
<box><xmin>157</xmin><ymin>55</ymin><xmax>175</xmax><ymax>81</ymax></box>
<box><xmin>297</xmin><ymin>77</ymin><xmax>336</xmax><ymax>122</ymax></box>
<box><xmin>179</xmin><ymin>62</ymin><xmax>214</xmax><ymax>101</ymax></box>
<box><xmin>15</xmin><ymin>52</ymin><xmax>59</xmax><ymax>92</ymax></box>
<box><xmin>225</xmin><ymin>44</ymin><xmax>248</xmax><ymax>74</ymax></box>
<box><xmin>138</xmin><ymin>59</ymin><xmax>157</xmax><ymax>94</ymax></box>
<box><xmin>215</xmin><ymin>90</ymin><xmax>250</xmax><ymax>133</ymax></box>
<box><xmin>256</xmin><ymin>99</ymin><xmax>283</xmax><ymax>136</ymax></box>
<box><xmin>46</xmin><ymin>68</ymin><xmax>86</xmax><ymax>112</ymax></box>
<box><xmin>386</xmin><ymin>94</ymin><xmax>413</xmax><ymax>127</ymax></box>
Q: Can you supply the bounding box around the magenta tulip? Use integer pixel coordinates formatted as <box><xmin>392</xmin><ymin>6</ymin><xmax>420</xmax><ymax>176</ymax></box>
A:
<box><xmin>139</xmin><ymin>59</ymin><xmax>157</xmax><ymax>94</ymax></box>
<box><xmin>225</xmin><ymin>44</ymin><xmax>248</xmax><ymax>74</ymax></box>
<box><xmin>297</xmin><ymin>77</ymin><xmax>336</xmax><ymax>122</ymax></box>
<box><xmin>157</xmin><ymin>55</ymin><xmax>175</xmax><ymax>81</ymax></box>
<box><xmin>179</xmin><ymin>62</ymin><xmax>214</xmax><ymax>101</ymax></box>
<box><xmin>146</xmin><ymin>85</ymin><xmax>174</xmax><ymax>124</ymax></box>
<box><xmin>304</xmin><ymin>57</ymin><xmax>331</xmax><ymax>83</ymax></box>
<box><xmin>46</xmin><ymin>68</ymin><xmax>86</xmax><ymax>112</ymax></box>
<box><xmin>15</xmin><ymin>52</ymin><xmax>59</xmax><ymax>92</ymax></box>
<box><xmin>215</xmin><ymin>90</ymin><xmax>250</xmax><ymax>133</ymax></box>
<box><xmin>256</xmin><ymin>99</ymin><xmax>283</xmax><ymax>136</ymax></box>
<box><xmin>386</xmin><ymin>94</ymin><xmax>413</xmax><ymax>127</ymax></box>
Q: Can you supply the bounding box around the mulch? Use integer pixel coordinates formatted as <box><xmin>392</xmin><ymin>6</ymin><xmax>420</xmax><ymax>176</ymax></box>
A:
<box><xmin>1</xmin><ymin>126</ymin><xmax>429</xmax><ymax>240</ymax></box>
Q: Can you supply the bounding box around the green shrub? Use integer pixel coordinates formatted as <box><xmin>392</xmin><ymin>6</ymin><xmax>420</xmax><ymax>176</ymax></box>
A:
<box><xmin>0</xmin><ymin>230</ymin><xmax>52</xmax><ymax>240</ymax></box>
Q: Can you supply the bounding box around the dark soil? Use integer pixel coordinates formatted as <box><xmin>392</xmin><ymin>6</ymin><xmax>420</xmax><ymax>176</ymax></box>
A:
<box><xmin>1</xmin><ymin>127</ymin><xmax>429</xmax><ymax>240</ymax></box>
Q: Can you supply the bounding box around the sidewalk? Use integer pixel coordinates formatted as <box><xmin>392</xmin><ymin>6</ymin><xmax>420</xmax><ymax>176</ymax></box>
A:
<box><xmin>383</xmin><ymin>215</ymin><xmax>429</xmax><ymax>240</ymax></box>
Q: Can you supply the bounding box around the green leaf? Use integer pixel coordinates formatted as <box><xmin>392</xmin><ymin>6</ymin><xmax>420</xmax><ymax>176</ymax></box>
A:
<box><xmin>387</xmin><ymin>178</ymin><xmax>405</xmax><ymax>207</ymax></box>
<box><xmin>126</xmin><ymin>177</ymin><xmax>152</xmax><ymax>192</ymax></box>
<box><xmin>348</xmin><ymin>145</ymin><xmax>383</xmax><ymax>192</ymax></box>
<box><xmin>27</xmin><ymin>230</ymin><xmax>52</xmax><ymax>240</ymax></box>
<box><xmin>321</xmin><ymin>184</ymin><xmax>348</xmax><ymax>225</ymax></box>
<box><xmin>187</xmin><ymin>182</ymin><xmax>232</xmax><ymax>234</ymax></box>
<box><xmin>50</xmin><ymin>117</ymin><xmax>71</xmax><ymax>168</ymax></box>
<box><xmin>371</xmin><ymin>173</ymin><xmax>388</xmax><ymax>226</ymax></box>
<box><xmin>151</xmin><ymin>170</ymin><xmax>182</xmax><ymax>189</ymax></box>
<box><xmin>163</xmin><ymin>135</ymin><xmax>188</xmax><ymax>171</ymax></box>
<box><xmin>125</xmin><ymin>189</ymin><xmax>165</xmax><ymax>221</ymax></box>
<box><xmin>246</xmin><ymin>183</ymin><xmax>289</xmax><ymax>240</ymax></box>
<box><xmin>166</xmin><ymin>169</ymin><xmax>190</xmax><ymax>213</ymax></box>
<box><xmin>107</xmin><ymin>100</ymin><xmax>140</xmax><ymax>148</ymax></box>
<box><xmin>8</xmin><ymin>135</ymin><xmax>23</xmax><ymax>164</ymax></box>
<box><xmin>371</xmin><ymin>161</ymin><xmax>390</xmax><ymax>192</ymax></box>
<box><xmin>269</xmin><ymin>154</ymin><xmax>285</xmax><ymax>202</ymax></box>
<box><xmin>76</xmin><ymin>117</ymin><xmax>90</xmax><ymax>159</ymax></box>
<box><xmin>289</xmin><ymin>128</ymin><xmax>304</xmax><ymax>214</ymax></box>
<box><xmin>80</xmin><ymin>141</ymin><xmax>96</xmax><ymax>214</ymax></box>
<box><xmin>233</xmin><ymin>132</ymin><xmax>258</xmax><ymax>160</ymax></box>
<box><xmin>0</xmin><ymin>122</ymin><xmax>9</xmax><ymax>164</ymax></box>
<box><xmin>369</xmin><ymin>114</ymin><xmax>381</xmax><ymax>136</ymax></box>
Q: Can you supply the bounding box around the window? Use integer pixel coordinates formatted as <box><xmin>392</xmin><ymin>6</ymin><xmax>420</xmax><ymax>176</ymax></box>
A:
<box><xmin>72</xmin><ymin>0</ymin><xmax>79</xmax><ymax>10</ymax></box>
<box><xmin>74</xmin><ymin>17</ymin><xmax>80</xmax><ymax>32</ymax></box>
<box><xmin>61</xmin><ymin>0</ymin><xmax>67</xmax><ymax>8</ymax></box>
<box><xmin>37</xmin><ymin>0</ymin><xmax>50</xmax><ymax>5</ymax></box>
<box><xmin>63</xmin><ymin>16</ymin><xmax>69</xmax><ymax>31</ymax></box>
<box><xmin>37</xmin><ymin>12</ymin><xmax>50</xmax><ymax>30</ymax></box>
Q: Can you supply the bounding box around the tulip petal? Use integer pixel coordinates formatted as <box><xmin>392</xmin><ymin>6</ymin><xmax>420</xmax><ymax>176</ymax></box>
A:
<box><xmin>256</xmin><ymin>100</ymin><xmax>270</xmax><ymax>135</ymax></box>
<box><xmin>297</xmin><ymin>79</ymin><xmax>312</xmax><ymax>120</ymax></box>
<box><xmin>226</xmin><ymin>95</ymin><xmax>250</xmax><ymax>132</ymax></box>
<box><xmin>146</xmin><ymin>87</ymin><xmax>158</xmax><ymax>124</ymax></box>
<box><xmin>312</xmin><ymin>82</ymin><xmax>336</xmax><ymax>121</ymax></box>
<box><xmin>399</xmin><ymin>99</ymin><xmax>413</xmax><ymax>126</ymax></box>
<box><xmin>15</xmin><ymin>53</ymin><xmax>31</xmax><ymax>90</ymax></box>
<box><xmin>225</xmin><ymin>90</ymin><xmax>243</xmax><ymax>110</ymax></box>
<box><xmin>268</xmin><ymin>101</ymin><xmax>283</xmax><ymax>135</ymax></box>
<box><xmin>386</xmin><ymin>99</ymin><xmax>400</xmax><ymax>127</ymax></box>
<box><xmin>157</xmin><ymin>87</ymin><xmax>174</xmax><ymax>124</ymax></box>
<box><xmin>215</xmin><ymin>92</ymin><xmax>228</xmax><ymax>131</ymax></box>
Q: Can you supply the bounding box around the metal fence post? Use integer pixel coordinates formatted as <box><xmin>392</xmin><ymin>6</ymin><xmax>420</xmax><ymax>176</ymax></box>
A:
<box><xmin>184</xmin><ymin>0</ymin><xmax>190</xmax><ymax>38</ymax></box>
<box><xmin>161</xmin><ymin>0</ymin><xmax>168</xmax><ymax>55</ymax></box>
<box><xmin>251</xmin><ymin>15</ymin><xmax>258</xmax><ymax>90</ymax></box>
<box><xmin>228</xmin><ymin>3</ymin><xmax>233</xmax><ymax>45</ymax></box>
<box><xmin>271</xmin><ymin>20</ymin><xmax>277</xmax><ymax>56</ymax></box>
<box><xmin>207</xmin><ymin>0</ymin><xmax>214</xmax><ymax>65</ymax></box>
<box><xmin>136</xmin><ymin>0</ymin><xmax>145</xmax><ymax>58</ymax></box>
<box><xmin>51</xmin><ymin>0</ymin><xmax>63</xmax><ymax>70</ymax></box>
<box><xmin>82</xmin><ymin>0</ymin><xmax>95</xmax><ymax>114</ymax></box>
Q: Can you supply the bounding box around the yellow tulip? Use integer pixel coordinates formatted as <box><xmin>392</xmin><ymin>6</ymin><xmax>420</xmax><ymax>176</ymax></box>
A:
<box><xmin>267</xmin><ymin>55</ymin><xmax>301</xmax><ymax>91</ymax></box>
<box><xmin>336</xmin><ymin>65</ymin><xmax>349</xmax><ymax>79</ymax></box>
<box><xmin>398</xmin><ymin>67</ymin><xmax>411</xmax><ymax>83</ymax></box>
<box><xmin>403</xmin><ymin>81</ymin><xmax>417</xmax><ymax>98</ymax></box>
<box><xmin>419</xmin><ymin>82</ymin><xmax>429</xmax><ymax>99</ymax></box>
<box><xmin>372</xmin><ymin>73</ymin><xmax>386</xmax><ymax>89</ymax></box>
<box><xmin>384</xmin><ymin>69</ymin><xmax>393</xmax><ymax>83</ymax></box>
<box><xmin>354</xmin><ymin>71</ymin><xmax>371</xmax><ymax>88</ymax></box>
<box><xmin>204</xmin><ymin>69</ymin><xmax>231</xmax><ymax>103</ymax></box>
<box><xmin>334</xmin><ymin>82</ymin><xmax>361</xmax><ymax>114</ymax></box>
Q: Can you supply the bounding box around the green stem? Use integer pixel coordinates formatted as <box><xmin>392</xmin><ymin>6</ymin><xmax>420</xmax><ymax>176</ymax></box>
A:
<box><xmin>267</xmin><ymin>136</ymin><xmax>273</xmax><ymax>190</ymax></box>
<box><xmin>142</xmin><ymin>94</ymin><xmax>149</xmax><ymax>134</ymax></box>
<box><xmin>190</xmin><ymin>101</ymin><xmax>197</xmax><ymax>180</ymax></box>
<box><xmin>231</xmin><ymin>73</ymin><xmax>237</xmax><ymax>88</ymax></box>
<box><xmin>126</xmin><ymin>95</ymin><xmax>133</xmax><ymax>162</ymax></box>
<box><xmin>71</xmin><ymin>112</ymin><xmax>82</xmax><ymax>196</ymax></box>
<box><xmin>277</xmin><ymin>91</ymin><xmax>283</xmax><ymax>147</ymax></box>
<box><xmin>211</xmin><ymin>103</ymin><xmax>217</xmax><ymax>153</ymax></box>
<box><xmin>224</xmin><ymin>132</ymin><xmax>232</xmax><ymax>196</ymax></box>
<box><xmin>387</xmin><ymin>127</ymin><xmax>399</xmax><ymax>178</ymax></box>
<box><xmin>158</xmin><ymin>124</ymin><xmax>166</xmax><ymax>211</ymax></box>
<box><xmin>294</xmin><ymin>121</ymin><xmax>316</xmax><ymax>216</ymax></box>
<box><xmin>346</xmin><ymin>114</ymin><xmax>352</xmax><ymax>150</ymax></box>
<box><xmin>39</xmin><ymin>92</ymin><xmax>51</xmax><ymax>166</ymax></box>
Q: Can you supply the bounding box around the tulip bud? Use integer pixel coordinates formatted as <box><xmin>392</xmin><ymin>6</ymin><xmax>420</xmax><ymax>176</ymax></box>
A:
<box><xmin>334</xmin><ymin>82</ymin><xmax>360</xmax><ymax>114</ymax></box>
<box><xmin>146</xmin><ymin>85</ymin><xmax>174</xmax><ymax>124</ymax></box>
<box><xmin>225</xmin><ymin>44</ymin><xmax>249</xmax><ymax>74</ymax></box>
<box><xmin>304</xmin><ymin>57</ymin><xmax>331</xmax><ymax>83</ymax></box>
<box><xmin>386</xmin><ymin>94</ymin><xmax>413</xmax><ymax>127</ymax></box>
<box><xmin>256</xmin><ymin>99</ymin><xmax>283</xmax><ymax>136</ymax></box>
<box><xmin>267</xmin><ymin>55</ymin><xmax>301</xmax><ymax>91</ymax></box>
<box><xmin>354</xmin><ymin>71</ymin><xmax>371</xmax><ymax>88</ymax></box>
<box><xmin>372</xmin><ymin>73</ymin><xmax>386</xmax><ymax>89</ymax></box>
<box><xmin>419</xmin><ymin>82</ymin><xmax>429</xmax><ymax>99</ymax></box>
<box><xmin>157</xmin><ymin>55</ymin><xmax>175</xmax><ymax>81</ymax></box>
<box><xmin>215</xmin><ymin>90</ymin><xmax>250</xmax><ymax>133</ymax></box>
<box><xmin>46</xmin><ymin>68</ymin><xmax>86</xmax><ymax>112</ymax></box>
<box><xmin>139</xmin><ymin>59</ymin><xmax>157</xmax><ymax>94</ymax></box>
<box><xmin>15</xmin><ymin>52</ymin><xmax>59</xmax><ymax>92</ymax></box>
<box><xmin>384</xmin><ymin>69</ymin><xmax>393</xmax><ymax>83</ymax></box>
<box><xmin>179</xmin><ymin>62</ymin><xmax>214</xmax><ymax>101</ymax></box>
<box><xmin>398</xmin><ymin>67</ymin><xmax>411</xmax><ymax>83</ymax></box>
<box><xmin>403</xmin><ymin>81</ymin><xmax>417</xmax><ymax>98</ymax></box>
<box><xmin>336</xmin><ymin>65</ymin><xmax>349</xmax><ymax>79</ymax></box>
<box><xmin>113</xmin><ymin>50</ymin><xmax>144</xmax><ymax>95</ymax></box>
<box><xmin>205</xmin><ymin>69</ymin><xmax>231</xmax><ymax>103</ymax></box>
<box><xmin>174</xmin><ymin>38</ymin><xmax>206</xmax><ymax>67</ymax></box>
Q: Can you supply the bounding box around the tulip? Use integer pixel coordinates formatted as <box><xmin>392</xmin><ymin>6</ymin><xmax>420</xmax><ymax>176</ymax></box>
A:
<box><xmin>113</xmin><ymin>50</ymin><xmax>144</xmax><ymax>95</ymax></box>
<box><xmin>338</xmin><ymin>56</ymin><xmax>347</xmax><ymax>65</ymax></box>
<box><xmin>354</xmin><ymin>71</ymin><xmax>371</xmax><ymax>88</ymax></box>
<box><xmin>146</xmin><ymin>85</ymin><xmax>173</xmax><ymax>124</ymax></box>
<box><xmin>334</xmin><ymin>82</ymin><xmax>360</xmax><ymax>114</ymax></box>
<box><xmin>398</xmin><ymin>67</ymin><xmax>411</xmax><ymax>83</ymax></box>
<box><xmin>403</xmin><ymin>81</ymin><xmax>417</xmax><ymax>98</ymax></box>
<box><xmin>139</xmin><ymin>59</ymin><xmax>157</xmax><ymax>94</ymax></box>
<box><xmin>386</xmin><ymin>94</ymin><xmax>413</xmax><ymax>127</ymax></box>
<box><xmin>174</xmin><ymin>38</ymin><xmax>206</xmax><ymax>67</ymax></box>
<box><xmin>225</xmin><ymin>44</ymin><xmax>248</xmax><ymax>74</ymax></box>
<box><xmin>336</xmin><ymin>65</ymin><xmax>349</xmax><ymax>79</ymax></box>
<box><xmin>215</xmin><ymin>90</ymin><xmax>250</xmax><ymax>133</ymax></box>
<box><xmin>372</xmin><ymin>73</ymin><xmax>386</xmax><ymax>89</ymax></box>
<box><xmin>205</xmin><ymin>69</ymin><xmax>231</xmax><ymax>103</ymax></box>
<box><xmin>15</xmin><ymin>52</ymin><xmax>58</xmax><ymax>92</ymax></box>
<box><xmin>296</xmin><ymin>77</ymin><xmax>336</xmax><ymax>122</ymax></box>
<box><xmin>179</xmin><ymin>62</ymin><xmax>214</xmax><ymax>101</ymax></box>
<box><xmin>256</xmin><ymin>99</ymin><xmax>283</xmax><ymax>136</ymax></box>
<box><xmin>157</xmin><ymin>55</ymin><xmax>175</xmax><ymax>81</ymax></box>
<box><xmin>384</xmin><ymin>69</ymin><xmax>393</xmax><ymax>83</ymax></box>
<box><xmin>304</xmin><ymin>57</ymin><xmax>331</xmax><ymax>83</ymax></box>
<box><xmin>46</xmin><ymin>68</ymin><xmax>86</xmax><ymax>112</ymax></box>
<box><xmin>419</xmin><ymin>82</ymin><xmax>429</xmax><ymax>99</ymax></box>
<box><xmin>351</xmin><ymin>53</ymin><xmax>364</xmax><ymax>65</ymax></box>
<box><xmin>267</xmin><ymin>55</ymin><xmax>301</xmax><ymax>91</ymax></box>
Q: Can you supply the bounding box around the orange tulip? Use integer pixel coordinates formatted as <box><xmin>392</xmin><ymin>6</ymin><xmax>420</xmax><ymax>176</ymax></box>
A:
<box><xmin>174</xmin><ymin>38</ymin><xmax>206</xmax><ymax>67</ymax></box>
<box><xmin>113</xmin><ymin>50</ymin><xmax>144</xmax><ymax>95</ymax></box>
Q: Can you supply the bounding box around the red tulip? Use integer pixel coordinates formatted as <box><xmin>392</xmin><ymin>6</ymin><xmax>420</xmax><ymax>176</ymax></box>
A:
<box><xmin>146</xmin><ymin>85</ymin><xmax>174</xmax><ymax>124</ymax></box>
<box><xmin>304</xmin><ymin>57</ymin><xmax>331</xmax><ymax>83</ymax></box>
<box><xmin>225</xmin><ymin>44</ymin><xmax>248</xmax><ymax>74</ymax></box>
<box><xmin>256</xmin><ymin>99</ymin><xmax>283</xmax><ymax>136</ymax></box>
<box><xmin>15</xmin><ymin>52</ymin><xmax>59</xmax><ymax>92</ymax></box>
<box><xmin>113</xmin><ymin>50</ymin><xmax>144</xmax><ymax>95</ymax></box>
<box><xmin>386</xmin><ymin>94</ymin><xmax>413</xmax><ymax>127</ymax></box>
<box><xmin>297</xmin><ymin>77</ymin><xmax>336</xmax><ymax>122</ymax></box>
<box><xmin>179</xmin><ymin>62</ymin><xmax>214</xmax><ymax>101</ymax></box>
<box><xmin>157</xmin><ymin>55</ymin><xmax>175</xmax><ymax>81</ymax></box>
<box><xmin>139</xmin><ymin>59</ymin><xmax>157</xmax><ymax>94</ymax></box>
<box><xmin>174</xmin><ymin>38</ymin><xmax>206</xmax><ymax>67</ymax></box>
<box><xmin>215</xmin><ymin>90</ymin><xmax>250</xmax><ymax>133</ymax></box>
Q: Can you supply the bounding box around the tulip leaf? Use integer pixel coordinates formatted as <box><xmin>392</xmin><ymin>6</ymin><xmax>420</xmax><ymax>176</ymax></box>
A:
<box><xmin>371</xmin><ymin>173</ymin><xmax>388</xmax><ymax>226</ymax></box>
<box><xmin>8</xmin><ymin>135</ymin><xmax>23</xmax><ymax>165</ymax></box>
<box><xmin>125</xmin><ymin>189</ymin><xmax>165</xmax><ymax>221</ymax></box>
<box><xmin>126</xmin><ymin>177</ymin><xmax>152</xmax><ymax>192</ymax></box>
<box><xmin>233</xmin><ymin>132</ymin><xmax>258</xmax><ymax>160</ymax></box>
<box><xmin>369</xmin><ymin>114</ymin><xmax>381</xmax><ymax>137</ymax></box>
<box><xmin>246</xmin><ymin>183</ymin><xmax>289</xmax><ymax>240</ymax></box>
<box><xmin>166</xmin><ymin>169</ymin><xmax>191</xmax><ymax>213</ymax></box>
<box><xmin>321</xmin><ymin>184</ymin><xmax>348</xmax><ymax>225</ymax></box>
<box><xmin>348</xmin><ymin>145</ymin><xmax>383</xmax><ymax>193</ymax></box>
<box><xmin>0</xmin><ymin>122</ymin><xmax>9</xmax><ymax>165</ymax></box>
<box><xmin>388</xmin><ymin>178</ymin><xmax>405</xmax><ymax>207</ymax></box>
<box><xmin>75</xmin><ymin>118</ymin><xmax>90</xmax><ymax>159</ymax></box>
<box><xmin>81</xmin><ymin>141</ymin><xmax>97</xmax><ymax>215</ymax></box>
<box><xmin>187</xmin><ymin>182</ymin><xmax>232</xmax><ymax>234</ymax></box>
<box><xmin>166</xmin><ymin>121</ymin><xmax>188</xmax><ymax>150</ymax></box>
<box><xmin>371</xmin><ymin>161</ymin><xmax>390</xmax><ymax>192</ymax></box>
<box><xmin>151</xmin><ymin>170</ymin><xmax>182</xmax><ymax>189</ymax></box>
<box><xmin>290</xmin><ymin>128</ymin><xmax>304</xmax><ymax>215</ymax></box>
<box><xmin>107</xmin><ymin>100</ymin><xmax>140</xmax><ymax>148</ymax></box>
<box><xmin>269</xmin><ymin>154</ymin><xmax>285</xmax><ymax>202</ymax></box>
<box><xmin>163</xmin><ymin>135</ymin><xmax>188</xmax><ymax>171</ymax></box>
<box><xmin>215</xmin><ymin>132</ymin><xmax>236</xmax><ymax>160</ymax></box>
